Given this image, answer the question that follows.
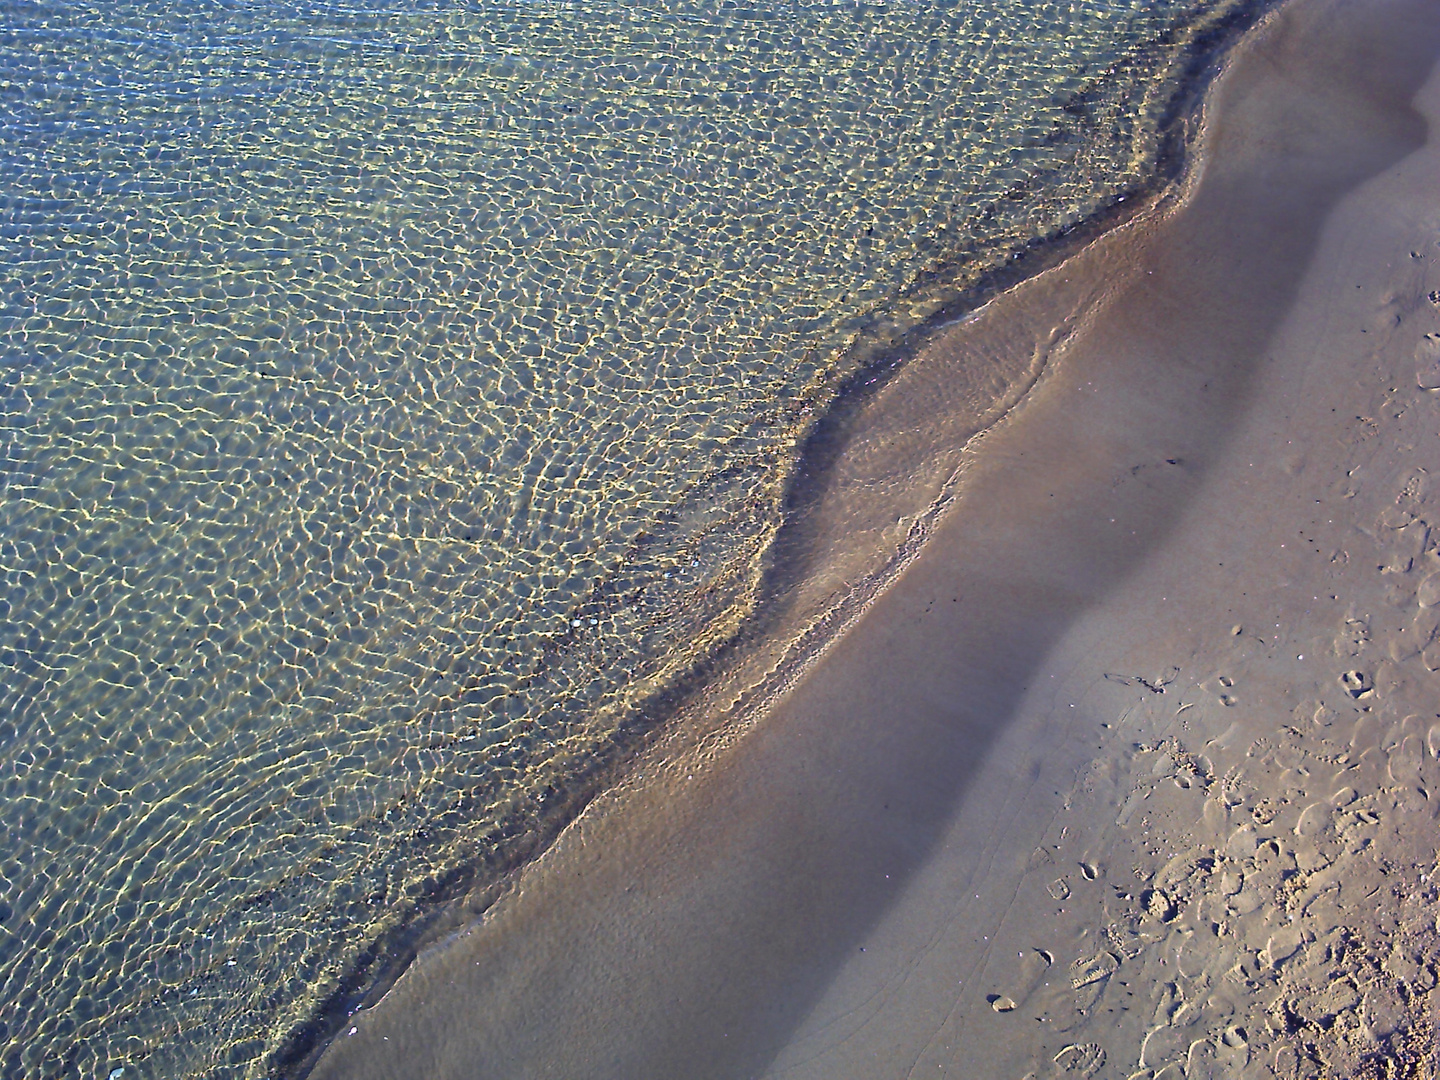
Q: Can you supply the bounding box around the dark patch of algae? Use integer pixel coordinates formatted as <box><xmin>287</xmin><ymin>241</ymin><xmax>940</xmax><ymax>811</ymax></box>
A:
<box><xmin>0</xmin><ymin>1</ymin><xmax>1273</xmax><ymax>1077</ymax></box>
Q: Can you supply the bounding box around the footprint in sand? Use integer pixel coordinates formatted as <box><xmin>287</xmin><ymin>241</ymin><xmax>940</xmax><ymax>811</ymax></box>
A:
<box><xmin>1386</xmin><ymin>734</ymin><xmax>1425</xmax><ymax>786</ymax></box>
<box><xmin>1389</xmin><ymin>629</ymin><xmax>1425</xmax><ymax>662</ymax></box>
<box><xmin>1260</xmin><ymin>926</ymin><xmax>1303</xmax><ymax>968</ymax></box>
<box><xmin>1186</xmin><ymin>1036</ymin><xmax>1232</xmax><ymax>1079</ymax></box>
<box><xmin>1017</xmin><ymin>947</ymin><xmax>1052</xmax><ymax>1002</ymax></box>
<box><xmin>1070</xmin><ymin>951</ymin><xmax>1118</xmax><ymax>990</ymax></box>
<box><xmin>1070</xmin><ymin>950</ymin><xmax>1119</xmax><ymax>1012</ymax></box>
<box><xmin>1139</xmin><ymin>1022</ymin><xmax>1188</xmax><ymax>1072</ymax></box>
<box><xmin>1294</xmin><ymin>801</ymin><xmax>1333</xmax><ymax>839</ymax></box>
<box><xmin>1142</xmin><ymin>887</ymin><xmax>1179</xmax><ymax>922</ymax></box>
<box><xmin>1417</xmin><ymin>332</ymin><xmax>1440</xmax><ymax>389</ymax></box>
<box><xmin>1414</xmin><ymin>607</ymin><xmax>1440</xmax><ymax>649</ymax></box>
<box><xmin>1272</xmin><ymin>1044</ymin><xmax>1303</xmax><ymax>1080</ymax></box>
<box><xmin>1418</xmin><ymin>571</ymin><xmax>1440</xmax><ymax>608</ymax></box>
<box><xmin>988</xmin><ymin>948</ymin><xmax>1053</xmax><ymax>1013</ymax></box>
<box><xmin>1339</xmin><ymin>669</ymin><xmax>1373</xmax><ymax>698</ymax></box>
<box><xmin>1336</xmin><ymin>616</ymin><xmax>1370</xmax><ymax>657</ymax></box>
<box><xmin>1051</xmin><ymin>1042</ymin><xmax>1104</xmax><ymax>1076</ymax></box>
<box><xmin>1383</xmin><ymin>945</ymin><xmax>1437</xmax><ymax>990</ymax></box>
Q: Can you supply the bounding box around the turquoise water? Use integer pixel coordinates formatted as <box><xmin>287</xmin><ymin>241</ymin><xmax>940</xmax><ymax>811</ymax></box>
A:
<box><xmin>0</xmin><ymin>0</ymin><xmax>1251</xmax><ymax>1075</ymax></box>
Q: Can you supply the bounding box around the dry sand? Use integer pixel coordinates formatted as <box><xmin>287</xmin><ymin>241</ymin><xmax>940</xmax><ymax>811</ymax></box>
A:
<box><xmin>310</xmin><ymin>0</ymin><xmax>1440</xmax><ymax>1076</ymax></box>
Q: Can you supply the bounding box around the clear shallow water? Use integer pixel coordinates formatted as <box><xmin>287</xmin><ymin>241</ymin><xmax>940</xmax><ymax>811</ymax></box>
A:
<box><xmin>0</xmin><ymin>0</ymin><xmax>1246</xmax><ymax>1075</ymax></box>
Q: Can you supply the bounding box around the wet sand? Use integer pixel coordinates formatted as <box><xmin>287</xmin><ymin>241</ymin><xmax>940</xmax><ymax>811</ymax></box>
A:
<box><xmin>310</xmin><ymin>0</ymin><xmax>1440</xmax><ymax>1076</ymax></box>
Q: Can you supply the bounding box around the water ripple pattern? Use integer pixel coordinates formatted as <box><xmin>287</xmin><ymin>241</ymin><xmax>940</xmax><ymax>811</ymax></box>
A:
<box><xmin>1</xmin><ymin>0</ymin><xmax>1235</xmax><ymax>1075</ymax></box>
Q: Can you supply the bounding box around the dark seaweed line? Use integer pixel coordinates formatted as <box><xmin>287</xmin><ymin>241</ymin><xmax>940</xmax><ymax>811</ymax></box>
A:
<box><xmin>265</xmin><ymin>2</ymin><xmax>1280</xmax><ymax>1076</ymax></box>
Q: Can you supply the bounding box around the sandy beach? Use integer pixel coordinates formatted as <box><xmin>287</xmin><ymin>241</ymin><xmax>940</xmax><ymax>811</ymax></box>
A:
<box><xmin>309</xmin><ymin>0</ymin><xmax>1440</xmax><ymax>1076</ymax></box>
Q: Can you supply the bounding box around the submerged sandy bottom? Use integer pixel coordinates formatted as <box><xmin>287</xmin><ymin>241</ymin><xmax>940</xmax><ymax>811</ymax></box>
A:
<box><xmin>310</xmin><ymin>0</ymin><xmax>1440</xmax><ymax>1076</ymax></box>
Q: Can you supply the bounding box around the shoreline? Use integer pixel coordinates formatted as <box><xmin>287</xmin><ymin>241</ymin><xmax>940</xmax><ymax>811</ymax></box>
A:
<box><xmin>307</xmin><ymin>0</ymin><xmax>1440</xmax><ymax>1075</ymax></box>
<box><xmin>266</xmin><ymin>4</ymin><xmax>1284</xmax><ymax>1074</ymax></box>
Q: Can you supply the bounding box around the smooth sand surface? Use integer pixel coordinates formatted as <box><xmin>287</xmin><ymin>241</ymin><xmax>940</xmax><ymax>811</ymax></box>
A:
<box><xmin>311</xmin><ymin>1</ymin><xmax>1440</xmax><ymax>1076</ymax></box>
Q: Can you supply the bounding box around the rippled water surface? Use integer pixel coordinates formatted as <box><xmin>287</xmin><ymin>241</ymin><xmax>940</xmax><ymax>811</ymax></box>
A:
<box><xmin>1</xmin><ymin>0</ymin><xmax>1247</xmax><ymax>1074</ymax></box>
